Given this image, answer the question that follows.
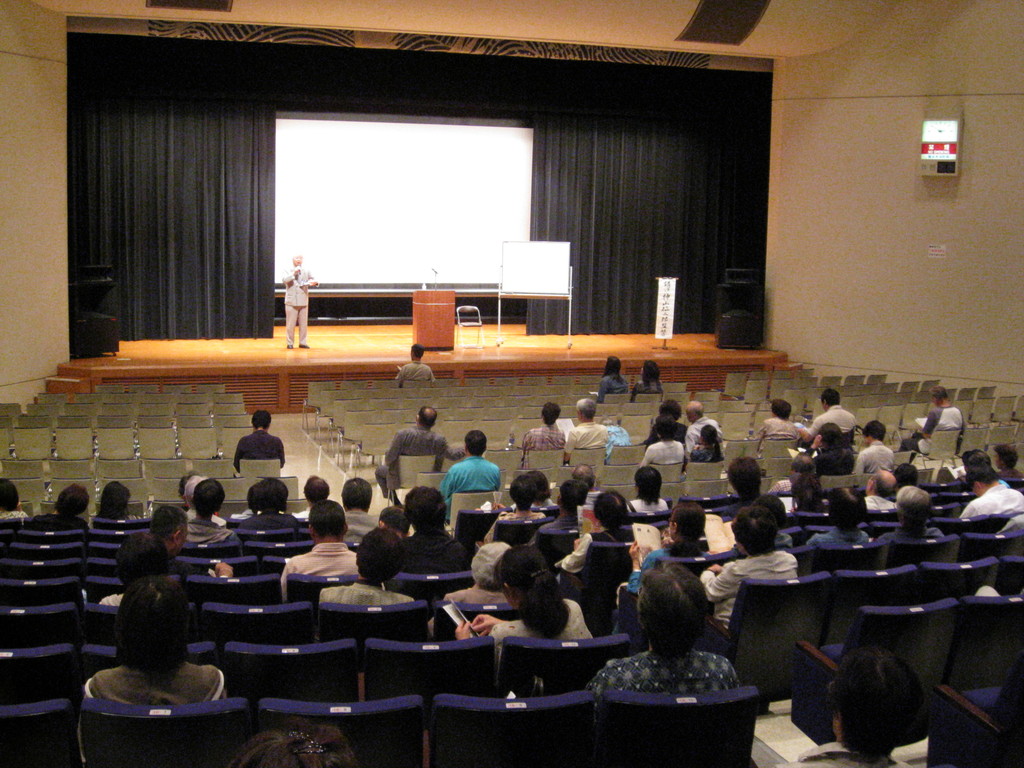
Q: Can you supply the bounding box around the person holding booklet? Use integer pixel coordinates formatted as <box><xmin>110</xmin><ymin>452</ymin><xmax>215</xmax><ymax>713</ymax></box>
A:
<box><xmin>587</xmin><ymin>563</ymin><xmax>738</xmax><ymax>698</ymax></box>
<box><xmin>555</xmin><ymin>491</ymin><xmax>630</xmax><ymax>574</ymax></box>
<box><xmin>626</xmin><ymin>502</ymin><xmax>707</xmax><ymax>594</ymax></box>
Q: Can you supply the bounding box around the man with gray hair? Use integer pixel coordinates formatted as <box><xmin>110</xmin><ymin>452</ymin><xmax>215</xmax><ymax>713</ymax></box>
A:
<box><xmin>684</xmin><ymin>401</ymin><xmax>721</xmax><ymax>459</ymax></box>
<box><xmin>442</xmin><ymin>541</ymin><xmax>511</xmax><ymax>604</ymax></box>
<box><xmin>564</xmin><ymin>398</ymin><xmax>608</xmax><ymax>464</ymax></box>
<box><xmin>864</xmin><ymin>470</ymin><xmax>898</xmax><ymax>511</ymax></box>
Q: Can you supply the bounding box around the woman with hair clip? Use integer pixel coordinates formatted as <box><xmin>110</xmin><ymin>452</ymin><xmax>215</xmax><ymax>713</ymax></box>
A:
<box><xmin>228</xmin><ymin>724</ymin><xmax>357</xmax><ymax>768</ymax></box>
<box><xmin>596</xmin><ymin>355</ymin><xmax>629</xmax><ymax>403</ymax></box>
<box><xmin>456</xmin><ymin>545</ymin><xmax>591</xmax><ymax>662</ymax></box>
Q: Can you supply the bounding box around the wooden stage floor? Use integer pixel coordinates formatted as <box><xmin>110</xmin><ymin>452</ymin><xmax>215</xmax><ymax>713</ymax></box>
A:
<box><xmin>55</xmin><ymin>325</ymin><xmax>789</xmax><ymax>412</ymax></box>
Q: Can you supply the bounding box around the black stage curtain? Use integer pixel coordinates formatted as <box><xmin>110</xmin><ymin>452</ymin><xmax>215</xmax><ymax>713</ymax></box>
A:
<box><xmin>69</xmin><ymin>98</ymin><xmax>275</xmax><ymax>340</ymax></box>
<box><xmin>527</xmin><ymin>112</ymin><xmax>764</xmax><ymax>335</ymax></box>
<box><xmin>68</xmin><ymin>33</ymin><xmax>769</xmax><ymax>339</ymax></box>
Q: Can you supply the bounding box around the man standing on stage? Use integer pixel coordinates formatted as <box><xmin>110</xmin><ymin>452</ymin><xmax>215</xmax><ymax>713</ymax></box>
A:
<box><xmin>282</xmin><ymin>254</ymin><xmax>318</xmax><ymax>349</ymax></box>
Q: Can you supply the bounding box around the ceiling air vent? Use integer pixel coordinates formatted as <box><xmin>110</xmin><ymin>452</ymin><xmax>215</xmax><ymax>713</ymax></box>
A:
<box><xmin>146</xmin><ymin>0</ymin><xmax>233</xmax><ymax>11</ymax></box>
<box><xmin>676</xmin><ymin>0</ymin><xmax>772</xmax><ymax>45</ymax></box>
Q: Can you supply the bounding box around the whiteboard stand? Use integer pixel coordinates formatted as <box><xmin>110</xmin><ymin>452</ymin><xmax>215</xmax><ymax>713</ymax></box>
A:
<box><xmin>497</xmin><ymin>241</ymin><xmax>573</xmax><ymax>348</ymax></box>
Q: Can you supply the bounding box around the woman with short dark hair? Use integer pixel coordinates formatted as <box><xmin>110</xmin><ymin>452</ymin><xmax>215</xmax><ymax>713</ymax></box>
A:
<box><xmin>85</xmin><ymin>576</ymin><xmax>225</xmax><ymax>703</ymax></box>
<box><xmin>23</xmin><ymin>482</ymin><xmax>90</xmax><ymax>533</ymax></box>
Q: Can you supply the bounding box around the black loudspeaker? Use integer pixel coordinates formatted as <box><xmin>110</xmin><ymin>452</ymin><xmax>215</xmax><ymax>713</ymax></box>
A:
<box><xmin>715</xmin><ymin>282</ymin><xmax>764</xmax><ymax>349</ymax></box>
<box><xmin>70</xmin><ymin>264</ymin><xmax>119</xmax><ymax>358</ymax></box>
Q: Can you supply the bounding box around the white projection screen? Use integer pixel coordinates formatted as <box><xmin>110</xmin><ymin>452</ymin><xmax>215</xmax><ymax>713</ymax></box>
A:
<box><xmin>275</xmin><ymin>115</ymin><xmax>534</xmax><ymax>289</ymax></box>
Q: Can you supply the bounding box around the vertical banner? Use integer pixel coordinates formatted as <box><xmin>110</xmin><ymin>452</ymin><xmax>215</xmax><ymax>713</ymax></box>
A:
<box><xmin>654</xmin><ymin>277</ymin><xmax>678</xmax><ymax>340</ymax></box>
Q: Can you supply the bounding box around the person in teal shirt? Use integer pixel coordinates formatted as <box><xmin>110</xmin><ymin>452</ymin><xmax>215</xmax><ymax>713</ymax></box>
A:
<box><xmin>440</xmin><ymin>429</ymin><xmax>502</xmax><ymax>522</ymax></box>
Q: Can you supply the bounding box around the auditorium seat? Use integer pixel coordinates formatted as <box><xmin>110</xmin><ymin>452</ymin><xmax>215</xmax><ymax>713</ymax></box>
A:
<box><xmin>14</xmin><ymin>529</ymin><xmax>84</xmax><ymax>545</ymax></box>
<box><xmin>364</xmin><ymin>637</ymin><xmax>496</xmax><ymax>709</ymax></box>
<box><xmin>944</xmin><ymin>595</ymin><xmax>1024</xmax><ymax>691</ymax></box>
<box><xmin>928</xmin><ymin>649</ymin><xmax>1024</xmax><ymax>768</ymax></box>
<box><xmin>493</xmin><ymin>517</ymin><xmax>551</xmax><ymax>546</ymax></box>
<box><xmin>283</xmin><ymin>573</ymin><xmax>358</xmax><ymax>618</ymax></box>
<box><xmin>886</xmin><ymin>534</ymin><xmax>961</xmax><ymax>567</ymax></box>
<box><xmin>791</xmin><ymin>597</ymin><xmax>959</xmax><ymax>746</ymax></box>
<box><xmin>0</xmin><ymin>603</ymin><xmax>81</xmax><ymax>648</ymax></box>
<box><xmin>0</xmin><ymin>557</ymin><xmax>83</xmax><ymax>580</ymax></box>
<box><xmin>453</xmin><ymin>509</ymin><xmax>500</xmax><ymax>554</ymax></box>
<box><xmin>241</xmin><ymin>539</ymin><xmax>313</xmax><ymax>562</ymax></box>
<box><xmin>431</xmin><ymin>691</ymin><xmax>595</xmax><ymax>768</ymax></box>
<box><xmin>181</xmin><ymin>540</ymin><xmax>242</xmax><ymax>560</ymax></box>
<box><xmin>809</xmin><ymin>541</ymin><xmax>889</xmax><ymax>573</ymax></box>
<box><xmin>432</xmin><ymin>601</ymin><xmax>517</xmax><ymax>642</ymax></box>
<box><xmin>200</xmin><ymin>601</ymin><xmax>314</xmax><ymax>648</ymax></box>
<box><xmin>0</xmin><ymin>576</ymin><xmax>83</xmax><ymax>611</ymax></box>
<box><xmin>580</xmin><ymin>541</ymin><xmax>633</xmax><ymax>637</ymax></box>
<box><xmin>959</xmin><ymin>530</ymin><xmax>1024</xmax><ymax>561</ymax></box>
<box><xmin>0</xmin><ymin>699</ymin><xmax>81</xmax><ymax>768</ymax></box>
<box><xmin>79</xmin><ymin>697</ymin><xmax>252</xmax><ymax>768</ymax></box>
<box><xmin>819</xmin><ymin>566</ymin><xmax>919</xmax><ymax>646</ymax></box>
<box><xmin>660</xmin><ymin>551</ymin><xmax>735</xmax><ymax>577</ymax></box>
<box><xmin>0</xmin><ymin>644</ymin><xmax>81</xmax><ymax>709</ymax></box>
<box><xmin>389</xmin><ymin>571</ymin><xmax>474</xmax><ymax>608</ymax></box>
<box><xmin>497</xmin><ymin>634</ymin><xmax>630</xmax><ymax>697</ymax></box>
<box><xmin>6</xmin><ymin>542</ymin><xmax>85</xmax><ymax>562</ymax></box>
<box><xmin>699</xmin><ymin>572</ymin><xmax>830</xmax><ymax>705</ymax></box>
<box><xmin>176</xmin><ymin>555</ymin><xmax>259</xmax><ymax>578</ymax></box>
<box><xmin>996</xmin><ymin>555</ymin><xmax>1024</xmax><ymax>595</ymax></box>
<box><xmin>185</xmin><ymin>573</ymin><xmax>282</xmax><ymax>608</ymax></box>
<box><xmin>595</xmin><ymin>687</ymin><xmax>760</xmax><ymax>768</ymax></box>
<box><xmin>318</xmin><ymin>600</ymin><xmax>430</xmax><ymax>657</ymax></box>
<box><xmin>917</xmin><ymin>557</ymin><xmax>999</xmax><ymax>601</ymax></box>
<box><xmin>258</xmin><ymin>695</ymin><xmax>424</xmax><ymax>768</ymax></box>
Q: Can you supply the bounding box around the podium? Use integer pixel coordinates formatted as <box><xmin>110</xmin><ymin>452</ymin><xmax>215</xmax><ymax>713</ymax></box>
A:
<box><xmin>412</xmin><ymin>290</ymin><xmax>455</xmax><ymax>350</ymax></box>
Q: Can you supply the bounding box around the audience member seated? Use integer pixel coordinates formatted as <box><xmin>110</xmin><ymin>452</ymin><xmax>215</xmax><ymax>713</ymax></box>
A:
<box><xmin>899</xmin><ymin>385</ymin><xmax>963</xmax><ymax>455</ymax></box>
<box><xmin>596</xmin><ymin>355</ymin><xmax>629</xmax><ymax>403</ymax></box>
<box><xmin>587</xmin><ymin>563</ymin><xmax>738</xmax><ymax>698</ymax></box>
<box><xmin>237</xmin><ymin>478</ymin><xmax>300</xmax><ymax>533</ymax></box>
<box><xmin>280</xmin><ymin>500</ymin><xmax>358</xmax><ymax>599</ymax></box>
<box><xmin>340</xmin><ymin>477</ymin><xmax>372</xmax><ymax>524</ymax></box>
<box><xmin>798</xmin><ymin>388</ymin><xmax>856</xmax><ymax>447</ymax></box>
<box><xmin>233</xmin><ymin>408</ymin><xmax>286</xmax><ymax>473</ymax></box>
<box><xmin>995</xmin><ymin>444</ymin><xmax>1023</xmax><ymax>481</ymax></box>
<box><xmin>688</xmin><ymin>424</ymin><xmax>723</xmax><ymax>464</ymax></box>
<box><xmin>700</xmin><ymin>506</ymin><xmax>798</xmax><ymax>622</ymax></box>
<box><xmin>602</xmin><ymin>416</ymin><xmax>632</xmax><ymax>461</ymax></box>
<box><xmin>813</xmin><ymin>423</ymin><xmax>855</xmax><ymax>477</ymax></box>
<box><xmin>151</xmin><ymin>505</ymin><xmax>233</xmax><ymax>578</ymax></box>
<box><xmin>719</xmin><ymin>457</ymin><xmax>763</xmax><ymax>519</ymax></box>
<box><xmin>520</xmin><ymin>401</ymin><xmax>566</xmax><ymax>456</ymax></box>
<box><xmin>0</xmin><ymin>477</ymin><xmax>27</xmax><ymax>520</ymax></box>
<box><xmin>228</xmin><ymin>725</ymin><xmax>357</xmax><ymax>768</ymax></box>
<box><xmin>875</xmin><ymin>486</ymin><xmax>943</xmax><ymax>543</ymax></box>
<box><xmin>319</xmin><ymin>527</ymin><xmax>412</xmax><ymax>606</ymax></box>
<box><xmin>395</xmin><ymin>342</ymin><xmax>434</xmax><ymax>387</ymax></box>
<box><xmin>757</xmin><ymin>398</ymin><xmax>800</xmax><ymax>443</ymax></box>
<box><xmin>631</xmin><ymin>359</ymin><xmax>663</xmax><ymax>401</ymax></box>
<box><xmin>557</xmin><ymin>491</ymin><xmax>631</xmax><ymax>574</ymax></box>
<box><xmin>572</xmin><ymin>464</ymin><xmax>601</xmax><ymax>511</ymax></box>
<box><xmin>23</xmin><ymin>482</ymin><xmax>90</xmax><ymax>534</ymax></box>
<box><xmin>807</xmin><ymin>488</ymin><xmax>869</xmax><ymax>546</ymax></box>
<box><xmin>864</xmin><ymin>470</ymin><xmax>898</xmax><ymax>512</ymax></box>
<box><xmin>853</xmin><ymin>420</ymin><xmax>895</xmax><ymax>474</ymax></box>
<box><xmin>378</xmin><ymin>505</ymin><xmax>410</xmax><ymax>537</ymax></box>
<box><xmin>779</xmin><ymin>647</ymin><xmax>922</xmax><ymax>768</ymax></box>
<box><xmin>440</xmin><ymin>429</ymin><xmax>501</xmax><ymax>519</ymax></box>
<box><xmin>374</xmin><ymin>406</ymin><xmax>464</xmax><ymax>502</ymax></box>
<box><xmin>400</xmin><ymin>486</ymin><xmax>469</xmax><ymax>573</ymax></box>
<box><xmin>642</xmin><ymin>399</ymin><xmax>689</xmax><ymax>447</ymax></box>
<box><xmin>85</xmin><ymin>576</ymin><xmax>226</xmax><ymax>704</ymax></box>
<box><xmin>641</xmin><ymin>414</ymin><xmax>686</xmax><ymax>467</ymax></box>
<box><xmin>893</xmin><ymin>463</ymin><xmax>919</xmax><ymax>491</ymax></box>
<box><xmin>537</xmin><ymin>479</ymin><xmax>589</xmax><ymax>535</ymax></box>
<box><xmin>564</xmin><ymin>398</ymin><xmax>608</xmax><ymax>463</ymax></box>
<box><xmin>525</xmin><ymin>469</ymin><xmax>554</xmax><ymax>509</ymax></box>
<box><xmin>960</xmin><ymin>464</ymin><xmax>1024</xmax><ymax>518</ymax></box>
<box><xmin>181</xmin><ymin>473</ymin><xmax>207</xmax><ymax>519</ymax></box>
<box><xmin>757</xmin><ymin>494</ymin><xmax>794</xmax><ymax>549</ymax></box>
<box><xmin>627</xmin><ymin>502</ymin><xmax>707</xmax><ymax>593</ymax></box>
<box><xmin>187</xmin><ymin>479</ymin><xmax>238</xmax><ymax>545</ymax></box>
<box><xmin>629</xmin><ymin>466</ymin><xmax>670</xmax><ymax>516</ymax></box>
<box><xmin>769</xmin><ymin>454</ymin><xmax>822</xmax><ymax>512</ymax></box>
<box><xmin>483</xmin><ymin>474</ymin><xmax>548</xmax><ymax>544</ymax></box>
<box><xmin>295</xmin><ymin>475</ymin><xmax>330</xmax><ymax>521</ymax></box>
<box><xmin>684</xmin><ymin>401</ymin><xmax>721</xmax><ymax>459</ymax></box>
<box><xmin>442</xmin><ymin>542</ymin><xmax>511</xmax><ymax>603</ymax></box>
<box><xmin>98</xmin><ymin>480</ymin><xmax>132</xmax><ymax>520</ymax></box>
<box><xmin>457</xmin><ymin>545</ymin><xmax>592</xmax><ymax>664</ymax></box>
<box><xmin>100</xmin><ymin>532</ymin><xmax>171</xmax><ymax>607</ymax></box>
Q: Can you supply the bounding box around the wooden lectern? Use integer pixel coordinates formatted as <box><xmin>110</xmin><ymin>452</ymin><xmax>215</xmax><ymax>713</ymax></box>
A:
<box><xmin>412</xmin><ymin>290</ymin><xmax>455</xmax><ymax>350</ymax></box>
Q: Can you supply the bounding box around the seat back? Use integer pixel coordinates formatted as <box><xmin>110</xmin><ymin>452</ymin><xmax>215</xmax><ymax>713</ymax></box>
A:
<box><xmin>432</xmin><ymin>601</ymin><xmax>517</xmax><ymax>641</ymax></box>
<box><xmin>81</xmin><ymin>641</ymin><xmax>216</xmax><ymax>681</ymax></box>
<box><xmin>596</xmin><ymin>687</ymin><xmax>760</xmax><ymax>768</ymax></box>
<box><xmin>810</xmin><ymin>541</ymin><xmax>889</xmax><ymax>573</ymax></box>
<box><xmin>886</xmin><ymin>535</ymin><xmax>961</xmax><ymax>567</ymax></box>
<box><xmin>222</xmin><ymin>639</ymin><xmax>359</xmax><ymax>708</ymax></box>
<box><xmin>453</xmin><ymin>509</ymin><xmax>501</xmax><ymax>555</ymax></box>
<box><xmin>821</xmin><ymin>566</ymin><xmax>919</xmax><ymax>646</ymax></box>
<box><xmin>200</xmin><ymin>601</ymin><xmax>314</xmax><ymax>648</ymax></box>
<box><xmin>729</xmin><ymin>572</ymin><xmax>831</xmax><ymax>702</ymax></box>
<box><xmin>364</xmin><ymin>637</ymin><xmax>495</xmax><ymax>710</ymax></box>
<box><xmin>959</xmin><ymin>530</ymin><xmax>1024</xmax><ymax>562</ymax></box>
<box><xmin>184</xmin><ymin>574</ymin><xmax>282</xmax><ymax>608</ymax></box>
<box><xmin>580</xmin><ymin>542</ymin><xmax>633</xmax><ymax>637</ymax></box>
<box><xmin>0</xmin><ymin>576</ymin><xmax>83</xmax><ymax>611</ymax></box>
<box><xmin>431</xmin><ymin>691</ymin><xmax>595</xmax><ymax>768</ymax></box>
<box><xmin>497</xmin><ymin>634</ymin><xmax>630</xmax><ymax>697</ymax></box>
<box><xmin>318</xmin><ymin>600</ymin><xmax>430</xmax><ymax>654</ymax></box>
<box><xmin>257</xmin><ymin>695</ymin><xmax>424</xmax><ymax>768</ymax></box>
<box><xmin>0</xmin><ymin>603</ymin><xmax>81</xmax><ymax>648</ymax></box>
<box><xmin>917</xmin><ymin>557</ymin><xmax>999</xmax><ymax>601</ymax></box>
<box><xmin>389</xmin><ymin>571</ymin><xmax>474</xmax><ymax>609</ymax></box>
<box><xmin>944</xmin><ymin>595</ymin><xmax>1024</xmax><ymax>691</ymax></box>
<box><xmin>79</xmin><ymin>698</ymin><xmax>251</xmax><ymax>768</ymax></box>
<box><xmin>493</xmin><ymin>517</ymin><xmax>550</xmax><ymax>546</ymax></box>
<box><xmin>0</xmin><ymin>698</ymin><xmax>80</xmax><ymax>768</ymax></box>
<box><xmin>0</xmin><ymin>644</ymin><xmax>81</xmax><ymax>708</ymax></box>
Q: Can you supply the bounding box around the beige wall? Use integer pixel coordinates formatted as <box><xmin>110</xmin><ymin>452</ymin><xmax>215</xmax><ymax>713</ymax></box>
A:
<box><xmin>0</xmin><ymin>0</ymin><xmax>68</xmax><ymax>404</ymax></box>
<box><xmin>767</xmin><ymin>0</ymin><xmax>1024</xmax><ymax>394</ymax></box>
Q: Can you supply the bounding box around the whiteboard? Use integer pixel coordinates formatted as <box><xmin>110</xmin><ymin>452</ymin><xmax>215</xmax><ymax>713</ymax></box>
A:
<box><xmin>501</xmin><ymin>241</ymin><xmax>571</xmax><ymax>296</ymax></box>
